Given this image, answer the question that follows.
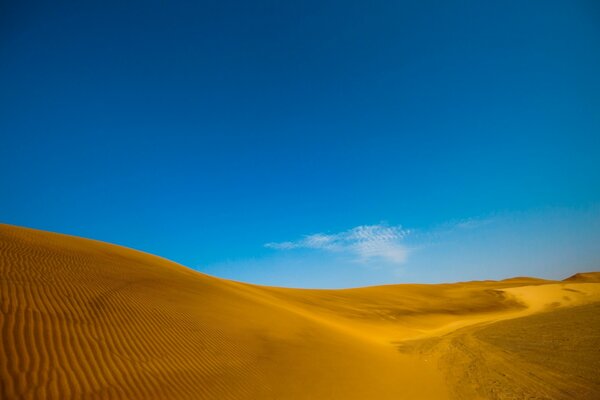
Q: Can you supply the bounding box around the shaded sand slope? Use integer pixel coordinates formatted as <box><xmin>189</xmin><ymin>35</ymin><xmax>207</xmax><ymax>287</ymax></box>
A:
<box><xmin>412</xmin><ymin>302</ymin><xmax>600</xmax><ymax>400</ymax></box>
<box><xmin>1</xmin><ymin>224</ymin><xmax>599</xmax><ymax>399</ymax></box>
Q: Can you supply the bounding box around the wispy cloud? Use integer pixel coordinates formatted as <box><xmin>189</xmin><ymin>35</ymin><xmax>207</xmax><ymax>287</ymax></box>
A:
<box><xmin>265</xmin><ymin>224</ymin><xmax>411</xmax><ymax>264</ymax></box>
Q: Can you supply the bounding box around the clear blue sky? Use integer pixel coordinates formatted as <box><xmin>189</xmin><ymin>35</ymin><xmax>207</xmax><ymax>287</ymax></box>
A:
<box><xmin>1</xmin><ymin>1</ymin><xmax>599</xmax><ymax>287</ymax></box>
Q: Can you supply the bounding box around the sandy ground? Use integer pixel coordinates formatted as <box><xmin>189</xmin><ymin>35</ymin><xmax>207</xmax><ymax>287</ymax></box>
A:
<box><xmin>1</xmin><ymin>223</ymin><xmax>599</xmax><ymax>399</ymax></box>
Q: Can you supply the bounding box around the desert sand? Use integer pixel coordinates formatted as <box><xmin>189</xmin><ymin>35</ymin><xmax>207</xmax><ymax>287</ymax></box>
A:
<box><xmin>1</xmin><ymin>223</ymin><xmax>599</xmax><ymax>399</ymax></box>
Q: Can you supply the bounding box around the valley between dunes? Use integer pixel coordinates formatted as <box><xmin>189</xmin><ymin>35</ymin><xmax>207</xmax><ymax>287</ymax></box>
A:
<box><xmin>1</xmin><ymin>224</ymin><xmax>599</xmax><ymax>399</ymax></box>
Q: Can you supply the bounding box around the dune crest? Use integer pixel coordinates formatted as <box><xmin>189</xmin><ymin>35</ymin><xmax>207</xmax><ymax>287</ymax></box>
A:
<box><xmin>1</xmin><ymin>224</ymin><xmax>599</xmax><ymax>399</ymax></box>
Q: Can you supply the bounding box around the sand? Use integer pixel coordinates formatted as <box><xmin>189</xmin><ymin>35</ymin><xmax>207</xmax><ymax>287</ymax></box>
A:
<box><xmin>1</xmin><ymin>223</ymin><xmax>599</xmax><ymax>399</ymax></box>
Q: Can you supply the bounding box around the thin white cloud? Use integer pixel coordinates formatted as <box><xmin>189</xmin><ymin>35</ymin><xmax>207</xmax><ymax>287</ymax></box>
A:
<box><xmin>265</xmin><ymin>224</ymin><xmax>410</xmax><ymax>265</ymax></box>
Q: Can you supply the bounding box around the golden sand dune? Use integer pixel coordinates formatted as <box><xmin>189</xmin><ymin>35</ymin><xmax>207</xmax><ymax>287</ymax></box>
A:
<box><xmin>1</xmin><ymin>224</ymin><xmax>599</xmax><ymax>399</ymax></box>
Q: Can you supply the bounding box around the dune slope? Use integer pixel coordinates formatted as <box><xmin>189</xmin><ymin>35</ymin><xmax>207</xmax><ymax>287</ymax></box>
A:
<box><xmin>1</xmin><ymin>224</ymin><xmax>599</xmax><ymax>399</ymax></box>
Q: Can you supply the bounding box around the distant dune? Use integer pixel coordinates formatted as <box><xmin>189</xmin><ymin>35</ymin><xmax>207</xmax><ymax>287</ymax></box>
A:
<box><xmin>1</xmin><ymin>224</ymin><xmax>599</xmax><ymax>399</ymax></box>
<box><xmin>563</xmin><ymin>272</ymin><xmax>600</xmax><ymax>283</ymax></box>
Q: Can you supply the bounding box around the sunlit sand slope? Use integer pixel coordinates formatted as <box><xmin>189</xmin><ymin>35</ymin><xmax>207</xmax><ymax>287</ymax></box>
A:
<box><xmin>1</xmin><ymin>224</ymin><xmax>599</xmax><ymax>399</ymax></box>
<box><xmin>0</xmin><ymin>225</ymin><xmax>445</xmax><ymax>399</ymax></box>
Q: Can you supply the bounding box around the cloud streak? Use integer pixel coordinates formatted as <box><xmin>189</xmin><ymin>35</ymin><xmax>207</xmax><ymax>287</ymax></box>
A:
<box><xmin>265</xmin><ymin>224</ymin><xmax>411</xmax><ymax>265</ymax></box>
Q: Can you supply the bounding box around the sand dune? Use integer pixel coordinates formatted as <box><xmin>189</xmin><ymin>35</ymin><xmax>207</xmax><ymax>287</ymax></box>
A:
<box><xmin>1</xmin><ymin>224</ymin><xmax>599</xmax><ymax>399</ymax></box>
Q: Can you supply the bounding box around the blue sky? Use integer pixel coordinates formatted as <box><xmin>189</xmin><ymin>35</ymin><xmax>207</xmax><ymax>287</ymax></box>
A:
<box><xmin>1</xmin><ymin>1</ymin><xmax>599</xmax><ymax>287</ymax></box>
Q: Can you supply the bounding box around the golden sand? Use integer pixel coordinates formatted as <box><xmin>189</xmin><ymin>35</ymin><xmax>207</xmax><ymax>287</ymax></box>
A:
<box><xmin>1</xmin><ymin>224</ymin><xmax>599</xmax><ymax>399</ymax></box>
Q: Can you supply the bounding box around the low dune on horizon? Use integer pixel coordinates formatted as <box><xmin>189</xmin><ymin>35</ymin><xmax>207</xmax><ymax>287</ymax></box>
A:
<box><xmin>1</xmin><ymin>223</ymin><xmax>599</xmax><ymax>399</ymax></box>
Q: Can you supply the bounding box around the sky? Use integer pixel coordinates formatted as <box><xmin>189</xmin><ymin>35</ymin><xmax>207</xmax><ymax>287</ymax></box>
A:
<box><xmin>1</xmin><ymin>0</ymin><xmax>599</xmax><ymax>288</ymax></box>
